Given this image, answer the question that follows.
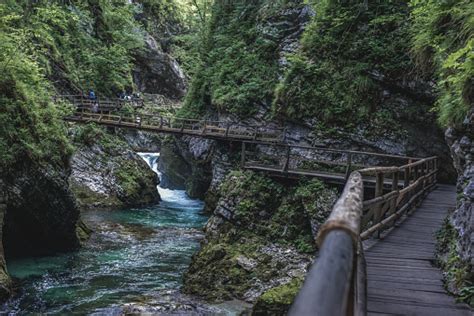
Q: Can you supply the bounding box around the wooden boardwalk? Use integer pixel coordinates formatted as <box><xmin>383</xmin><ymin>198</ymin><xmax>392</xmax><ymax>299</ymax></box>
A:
<box><xmin>366</xmin><ymin>184</ymin><xmax>471</xmax><ymax>315</ymax></box>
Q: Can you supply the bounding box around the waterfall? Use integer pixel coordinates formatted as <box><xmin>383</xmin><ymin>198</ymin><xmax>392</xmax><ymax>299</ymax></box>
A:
<box><xmin>137</xmin><ymin>152</ymin><xmax>202</xmax><ymax>207</ymax></box>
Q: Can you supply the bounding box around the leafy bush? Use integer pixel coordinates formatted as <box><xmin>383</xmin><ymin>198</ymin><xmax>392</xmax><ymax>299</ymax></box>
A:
<box><xmin>410</xmin><ymin>0</ymin><xmax>473</xmax><ymax>127</ymax></box>
<box><xmin>273</xmin><ymin>1</ymin><xmax>414</xmax><ymax>128</ymax></box>
<box><xmin>0</xmin><ymin>4</ymin><xmax>72</xmax><ymax>168</ymax></box>
<box><xmin>182</xmin><ymin>0</ymin><xmax>281</xmax><ymax>117</ymax></box>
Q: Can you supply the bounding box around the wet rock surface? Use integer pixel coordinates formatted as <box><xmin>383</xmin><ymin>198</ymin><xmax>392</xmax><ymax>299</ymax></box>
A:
<box><xmin>70</xmin><ymin>127</ymin><xmax>160</xmax><ymax>210</ymax></box>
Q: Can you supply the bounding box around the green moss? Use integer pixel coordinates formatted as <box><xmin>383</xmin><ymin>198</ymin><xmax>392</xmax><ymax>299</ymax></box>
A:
<box><xmin>181</xmin><ymin>0</ymin><xmax>289</xmax><ymax>117</ymax></box>
<box><xmin>70</xmin><ymin>179</ymin><xmax>121</xmax><ymax>208</ymax></box>
<box><xmin>273</xmin><ymin>1</ymin><xmax>421</xmax><ymax>131</ymax></box>
<box><xmin>253</xmin><ymin>277</ymin><xmax>303</xmax><ymax>315</ymax></box>
<box><xmin>436</xmin><ymin>217</ymin><xmax>473</xmax><ymax>306</ymax></box>
<box><xmin>184</xmin><ymin>171</ymin><xmax>336</xmax><ymax>302</ymax></box>
<box><xmin>75</xmin><ymin>219</ymin><xmax>92</xmax><ymax>243</ymax></box>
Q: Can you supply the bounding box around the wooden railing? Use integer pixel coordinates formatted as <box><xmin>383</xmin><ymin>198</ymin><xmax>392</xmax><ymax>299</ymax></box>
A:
<box><xmin>56</xmin><ymin>94</ymin><xmax>144</xmax><ymax>110</ymax></box>
<box><xmin>289</xmin><ymin>156</ymin><xmax>438</xmax><ymax>316</ymax></box>
<box><xmin>240</xmin><ymin>142</ymin><xmax>422</xmax><ymax>184</ymax></box>
<box><xmin>63</xmin><ymin>107</ymin><xmax>284</xmax><ymax>143</ymax></box>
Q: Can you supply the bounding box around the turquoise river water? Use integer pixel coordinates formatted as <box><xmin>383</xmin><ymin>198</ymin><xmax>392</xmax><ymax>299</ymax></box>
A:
<box><xmin>0</xmin><ymin>154</ymin><xmax>243</xmax><ymax>314</ymax></box>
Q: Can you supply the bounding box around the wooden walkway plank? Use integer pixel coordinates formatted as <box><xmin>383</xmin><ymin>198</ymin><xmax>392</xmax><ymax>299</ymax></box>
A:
<box><xmin>366</xmin><ymin>185</ymin><xmax>472</xmax><ymax>316</ymax></box>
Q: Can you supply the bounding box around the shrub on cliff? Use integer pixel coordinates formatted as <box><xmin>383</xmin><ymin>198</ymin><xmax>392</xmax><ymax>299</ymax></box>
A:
<box><xmin>183</xmin><ymin>170</ymin><xmax>337</xmax><ymax>307</ymax></box>
<box><xmin>410</xmin><ymin>0</ymin><xmax>473</xmax><ymax>127</ymax></box>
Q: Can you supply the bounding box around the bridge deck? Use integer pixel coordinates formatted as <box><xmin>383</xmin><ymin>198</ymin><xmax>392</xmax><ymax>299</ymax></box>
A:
<box><xmin>366</xmin><ymin>184</ymin><xmax>471</xmax><ymax>316</ymax></box>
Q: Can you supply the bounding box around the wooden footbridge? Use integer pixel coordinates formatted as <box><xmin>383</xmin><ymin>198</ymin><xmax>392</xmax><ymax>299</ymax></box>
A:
<box><xmin>61</xmin><ymin>103</ymin><xmax>471</xmax><ymax>315</ymax></box>
<box><xmin>289</xmin><ymin>159</ymin><xmax>472</xmax><ymax>315</ymax></box>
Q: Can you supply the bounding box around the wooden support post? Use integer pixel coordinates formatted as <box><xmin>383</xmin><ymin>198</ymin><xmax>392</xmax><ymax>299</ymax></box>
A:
<box><xmin>390</xmin><ymin>172</ymin><xmax>399</xmax><ymax>215</ymax></box>
<box><xmin>202</xmin><ymin>120</ymin><xmax>207</xmax><ymax>135</ymax></box>
<box><xmin>180</xmin><ymin>120</ymin><xmax>185</xmax><ymax>132</ymax></box>
<box><xmin>428</xmin><ymin>160</ymin><xmax>433</xmax><ymax>185</ymax></box>
<box><xmin>414</xmin><ymin>165</ymin><xmax>419</xmax><ymax>182</ymax></box>
<box><xmin>159</xmin><ymin>117</ymin><xmax>164</xmax><ymax>129</ymax></box>
<box><xmin>253</xmin><ymin>127</ymin><xmax>258</xmax><ymax>141</ymax></box>
<box><xmin>119</xmin><ymin>115</ymin><xmax>122</xmax><ymax>124</ymax></box>
<box><xmin>241</xmin><ymin>142</ymin><xmax>246</xmax><ymax>168</ymax></box>
<box><xmin>282</xmin><ymin>146</ymin><xmax>291</xmax><ymax>172</ymax></box>
<box><xmin>345</xmin><ymin>153</ymin><xmax>353</xmax><ymax>181</ymax></box>
<box><xmin>404</xmin><ymin>159</ymin><xmax>411</xmax><ymax>188</ymax></box>
<box><xmin>225</xmin><ymin>123</ymin><xmax>230</xmax><ymax>138</ymax></box>
<box><xmin>374</xmin><ymin>172</ymin><xmax>384</xmax><ymax>238</ymax></box>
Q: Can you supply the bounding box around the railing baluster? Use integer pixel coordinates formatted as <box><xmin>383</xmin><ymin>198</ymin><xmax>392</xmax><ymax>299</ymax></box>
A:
<box><xmin>374</xmin><ymin>172</ymin><xmax>384</xmax><ymax>238</ymax></box>
<box><xmin>282</xmin><ymin>146</ymin><xmax>291</xmax><ymax>172</ymax></box>
<box><xmin>241</xmin><ymin>142</ymin><xmax>246</xmax><ymax>168</ymax></box>
<box><xmin>345</xmin><ymin>153</ymin><xmax>353</xmax><ymax>181</ymax></box>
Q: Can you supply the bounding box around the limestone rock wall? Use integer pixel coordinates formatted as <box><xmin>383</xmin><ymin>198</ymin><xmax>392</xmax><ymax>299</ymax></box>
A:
<box><xmin>70</xmin><ymin>127</ymin><xmax>160</xmax><ymax>210</ymax></box>
<box><xmin>444</xmin><ymin>109</ymin><xmax>473</xmax><ymax>300</ymax></box>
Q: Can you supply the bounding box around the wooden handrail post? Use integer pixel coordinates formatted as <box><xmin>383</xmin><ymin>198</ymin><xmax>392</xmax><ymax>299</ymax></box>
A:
<box><xmin>390</xmin><ymin>171</ymin><xmax>399</xmax><ymax>215</ymax></box>
<box><xmin>202</xmin><ymin>119</ymin><xmax>207</xmax><ymax>135</ymax></box>
<box><xmin>404</xmin><ymin>162</ymin><xmax>411</xmax><ymax>188</ymax></box>
<box><xmin>225</xmin><ymin>123</ymin><xmax>230</xmax><ymax>138</ymax></box>
<box><xmin>253</xmin><ymin>127</ymin><xmax>258</xmax><ymax>140</ymax></box>
<box><xmin>180</xmin><ymin>120</ymin><xmax>185</xmax><ymax>132</ymax></box>
<box><xmin>374</xmin><ymin>172</ymin><xmax>384</xmax><ymax>238</ymax></box>
<box><xmin>159</xmin><ymin>116</ymin><xmax>164</xmax><ymax>129</ymax></box>
<box><xmin>282</xmin><ymin>146</ymin><xmax>291</xmax><ymax>172</ymax></box>
<box><xmin>291</xmin><ymin>172</ymin><xmax>364</xmax><ymax>316</ymax></box>
<box><xmin>241</xmin><ymin>142</ymin><xmax>246</xmax><ymax>168</ymax></box>
<box><xmin>345</xmin><ymin>153</ymin><xmax>353</xmax><ymax>181</ymax></box>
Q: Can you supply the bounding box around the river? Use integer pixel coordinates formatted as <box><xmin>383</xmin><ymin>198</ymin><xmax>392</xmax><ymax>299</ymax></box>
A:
<box><xmin>1</xmin><ymin>153</ymin><xmax>244</xmax><ymax>314</ymax></box>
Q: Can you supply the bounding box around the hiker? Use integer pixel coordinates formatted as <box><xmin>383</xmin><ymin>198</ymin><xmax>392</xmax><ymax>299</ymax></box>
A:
<box><xmin>88</xmin><ymin>89</ymin><xmax>96</xmax><ymax>101</ymax></box>
<box><xmin>88</xmin><ymin>89</ymin><xmax>98</xmax><ymax>112</ymax></box>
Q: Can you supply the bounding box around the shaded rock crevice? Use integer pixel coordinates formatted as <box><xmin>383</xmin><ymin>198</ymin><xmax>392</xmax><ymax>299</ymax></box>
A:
<box><xmin>2</xmin><ymin>163</ymin><xmax>82</xmax><ymax>259</ymax></box>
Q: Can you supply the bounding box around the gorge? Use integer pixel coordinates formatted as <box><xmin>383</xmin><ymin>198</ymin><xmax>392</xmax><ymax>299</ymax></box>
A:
<box><xmin>0</xmin><ymin>0</ymin><xmax>472</xmax><ymax>315</ymax></box>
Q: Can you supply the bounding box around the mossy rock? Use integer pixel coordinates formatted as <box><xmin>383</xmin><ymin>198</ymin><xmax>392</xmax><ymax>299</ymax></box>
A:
<box><xmin>252</xmin><ymin>278</ymin><xmax>303</xmax><ymax>315</ymax></box>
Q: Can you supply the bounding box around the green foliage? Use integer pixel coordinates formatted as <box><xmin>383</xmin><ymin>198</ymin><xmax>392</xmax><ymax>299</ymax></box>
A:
<box><xmin>218</xmin><ymin>172</ymin><xmax>335</xmax><ymax>252</ymax></box>
<box><xmin>273</xmin><ymin>1</ymin><xmax>414</xmax><ymax>128</ymax></box>
<box><xmin>410</xmin><ymin>0</ymin><xmax>474</xmax><ymax>127</ymax></box>
<box><xmin>182</xmin><ymin>0</ymin><xmax>281</xmax><ymax>117</ymax></box>
<box><xmin>436</xmin><ymin>217</ymin><xmax>473</xmax><ymax>306</ymax></box>
<box><xmin>0</xmin><ymin>3</ymin><xmax>72</xmax><ymax>168</ymax></box>
<box><xmin>4</xmin><ymin>1</ymin><xmax>145</xmax><ymax>95</ymax></box>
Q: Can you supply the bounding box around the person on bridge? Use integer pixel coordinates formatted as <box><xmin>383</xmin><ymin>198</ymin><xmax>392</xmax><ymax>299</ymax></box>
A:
<box><xmin>88</xmin><ymin>89</ymin><xmax>96</xmax><ymax>101</ymax></box>
<box><xmin>88</xmin><ymin>89</ymin><xmax>98</xmax><ymax>112</ymax></box>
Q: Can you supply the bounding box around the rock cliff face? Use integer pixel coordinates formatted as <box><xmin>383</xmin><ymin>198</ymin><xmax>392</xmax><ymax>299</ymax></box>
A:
<box><xmin>442</xmin><ymin>110</ymin><xmax>473</xmax><ymax>304</ymax></box>
<box><xmin>133</xmin><ymin>34</ymin><xmax>187</xmax><ymax>99</ymax></box>
<box><xmin>2</xmin><ymin>162</ymin><xmax>83</xmax><ymax>258</ymax></box>
<box><xmin>69</xmin><ymin>126</ymin><xmax>160</xmax><ymax>210</ymax></box>
<box><xmin>183</xmin><ymin>171</ymin><xmax>337</xmax><ymax>313</ymax></box>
